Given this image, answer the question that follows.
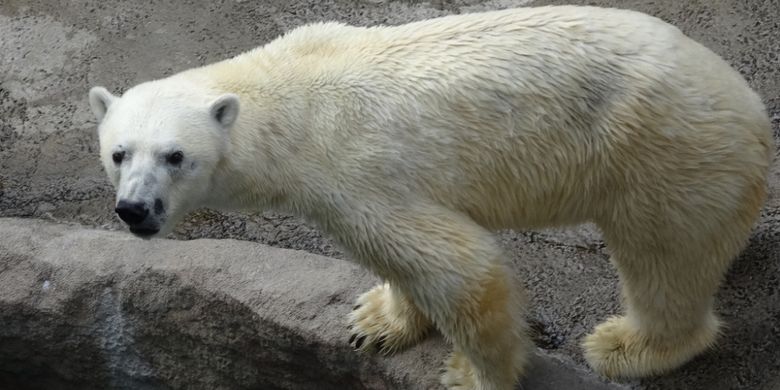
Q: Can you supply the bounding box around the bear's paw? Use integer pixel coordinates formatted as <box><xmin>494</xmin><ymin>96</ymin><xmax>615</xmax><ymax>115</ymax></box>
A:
<box><xmin>347</xmin><ymin>283</ymin><xmax>431</xmax><ymax>354</ymax></box>
<box><xmin>583</xmin><ymin>315</ymin><xmax>720</xmax><ymax>379</ymax></box>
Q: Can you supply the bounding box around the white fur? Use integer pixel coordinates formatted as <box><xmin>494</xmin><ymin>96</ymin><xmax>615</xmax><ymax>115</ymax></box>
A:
<box><xmin>91</xmin><ymin>6</ymin><xmax>773</xmax><ymax>389</ymax></box>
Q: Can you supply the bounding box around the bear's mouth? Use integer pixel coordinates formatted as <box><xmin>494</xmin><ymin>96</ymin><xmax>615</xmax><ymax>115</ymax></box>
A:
<box><xmin>129</xmin><ymin>226</ymin><xmax>160</xmax><ymax>237</ymax></box>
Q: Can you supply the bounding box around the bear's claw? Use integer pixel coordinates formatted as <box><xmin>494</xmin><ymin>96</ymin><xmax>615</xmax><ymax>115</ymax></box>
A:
<box><xmin>347</xmin><ymin>283</ymin><xmax>432</xmax><ymax>354</ymax></box>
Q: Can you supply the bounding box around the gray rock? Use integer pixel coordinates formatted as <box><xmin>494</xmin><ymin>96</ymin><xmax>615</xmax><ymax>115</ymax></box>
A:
<box><xmin>0</xmin><ymin>217</ymin><xmax>623</xmax><ymax>390</ymax></box>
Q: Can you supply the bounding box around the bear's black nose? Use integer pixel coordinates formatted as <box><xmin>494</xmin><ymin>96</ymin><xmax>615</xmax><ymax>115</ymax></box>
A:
<box><xmin>115</xmin><ymin>200</ymin><xmax>149</xmax><ymax>225</ymax></box>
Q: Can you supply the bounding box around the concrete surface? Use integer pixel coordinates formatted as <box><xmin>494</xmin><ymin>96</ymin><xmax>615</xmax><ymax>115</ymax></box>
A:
<box><xmin>0</xmin><ymin>218</ymin><xmax>624</xmax><ymax>390</ymax></box>
<box><xmin>0</xmin><ymin>0</ymin><xmax>778</xmax><ymax>389</ymax></box>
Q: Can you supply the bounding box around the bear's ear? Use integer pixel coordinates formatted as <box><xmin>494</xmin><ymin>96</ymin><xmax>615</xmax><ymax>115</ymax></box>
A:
<box><xmin>209</xmin><ymin>94</ymin><xmax>240</xmax><ymax>129</ymax></box>
<box><xmin>89</xmin><ymin>86</ymin><xmax>117</xmax><ymax>123</ymax></box>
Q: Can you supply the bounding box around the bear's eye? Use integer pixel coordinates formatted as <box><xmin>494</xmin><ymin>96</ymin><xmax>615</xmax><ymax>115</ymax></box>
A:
<box><xmin>166</xmin><ymin>151</ymin><xmax>184</xmax><ymax>165</ymax></box>
<box><xmin>112</xmin><ymin>151</ymin><xmax>125</xmax><ymax>164</ymax></box>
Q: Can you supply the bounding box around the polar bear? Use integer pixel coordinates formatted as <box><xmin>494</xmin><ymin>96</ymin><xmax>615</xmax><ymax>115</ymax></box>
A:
<box><xmin>88</xmin><ymin>5</ymin><xmax>772</xmax><ymax>390</ymax></box>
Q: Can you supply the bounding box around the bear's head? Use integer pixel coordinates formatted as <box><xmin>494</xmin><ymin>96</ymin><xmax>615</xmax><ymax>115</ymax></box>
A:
<box><xmin>89</xmin><ymin>80</ymin><xmax>239</xmax><ymax>238</ymax></box>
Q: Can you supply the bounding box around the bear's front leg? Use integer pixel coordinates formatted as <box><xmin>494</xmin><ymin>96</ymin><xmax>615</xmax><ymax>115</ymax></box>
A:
<box><xmin>348</xmin><ymin>282</ymin><xmax>433</xmax><ymax>354</ymax></box>
<box><xmin>333</xmin><ymin>201</ymin><xmax>530</xmax><ymax>390</ymax></box>
<box><xmin>436</xmin><ymin>264</ymin><xmax>529</xmax><ymax>390</ymax></box>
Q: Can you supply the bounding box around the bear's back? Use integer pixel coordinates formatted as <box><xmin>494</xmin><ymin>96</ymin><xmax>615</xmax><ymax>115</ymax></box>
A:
<box><xmin>207</xmin><ymin>6</ymin><xmax>771</xmax><ymax>230</ymax></box>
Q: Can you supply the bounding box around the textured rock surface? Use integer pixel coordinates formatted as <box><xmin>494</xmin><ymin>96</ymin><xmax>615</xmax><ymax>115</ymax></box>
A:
<box><xmin>0</xmin><ymin>0</ymin><xmax>778</xmax><ymax>389</ymax></box>
<box><xmin>0</xmin><ymin>218</ymin><xmax>623</xmax><ymax>390</ymax></box>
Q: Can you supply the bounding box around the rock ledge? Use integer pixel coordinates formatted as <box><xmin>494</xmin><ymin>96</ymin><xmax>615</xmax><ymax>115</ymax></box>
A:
<box><xmin>0</xmin><ymin>218</ymin><xmax>621</xmax><ymax>389</ymax></box>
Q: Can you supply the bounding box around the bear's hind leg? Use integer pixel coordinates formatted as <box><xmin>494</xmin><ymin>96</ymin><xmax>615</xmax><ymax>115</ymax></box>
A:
<box><xmin>585</xmin><ymin>205</ymin><xmax>758</xmax><ymax>378</ymax></box>
<box><xmin>348</xmin><ymin>282</ymin><xmax>433</xmax><ymax>354</ymax></box>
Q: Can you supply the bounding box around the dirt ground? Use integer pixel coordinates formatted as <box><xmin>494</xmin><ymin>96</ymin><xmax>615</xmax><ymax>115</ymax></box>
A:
<box><xmin>1</xmin><ymin>1</ymin><xmax>778</xmax><ymax>389</ymax></box>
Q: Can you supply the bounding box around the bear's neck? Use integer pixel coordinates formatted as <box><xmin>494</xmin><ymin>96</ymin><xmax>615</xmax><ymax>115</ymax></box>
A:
<box><xmin>199</xmin><ymin>51</ymin><xmax>324</xmax><ymax>216</ymax></box>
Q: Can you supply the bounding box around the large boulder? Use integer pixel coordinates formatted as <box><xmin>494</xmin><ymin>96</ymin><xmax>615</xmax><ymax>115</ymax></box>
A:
<box><xmin>0</xmin><ymin>218</ymin><xmax>621</xmax><ymax>390</ymax></box>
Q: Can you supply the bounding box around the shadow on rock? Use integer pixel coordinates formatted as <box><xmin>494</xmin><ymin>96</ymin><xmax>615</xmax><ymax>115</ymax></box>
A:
<box><xmin>0</xmin><ymin>267</ymin><xmax>381</xmax><ymax>390</ymax></box>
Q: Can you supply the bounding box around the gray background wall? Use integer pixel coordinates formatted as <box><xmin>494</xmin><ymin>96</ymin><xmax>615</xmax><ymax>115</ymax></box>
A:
<box><xmin>1</xmin><ymin>1</ymin><xmax>778</xmax><ymax>389</ymax></box>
